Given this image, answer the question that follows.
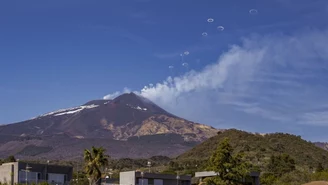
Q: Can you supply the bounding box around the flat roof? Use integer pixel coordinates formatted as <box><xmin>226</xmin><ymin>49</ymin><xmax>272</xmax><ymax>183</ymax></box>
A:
<box><xmin>195</xmin><ymin>171</ymin><xmax>218</xmax><ymax>178</ymax></box>
<box><xmin>121</xmin><ymin>171</ymin><xmax>191</xmax><ymax>181</ymax></box>
<box><xmin>195</xmin><ymin>171</ymin><xmax>259</xmax><ymax>178</ymax></box>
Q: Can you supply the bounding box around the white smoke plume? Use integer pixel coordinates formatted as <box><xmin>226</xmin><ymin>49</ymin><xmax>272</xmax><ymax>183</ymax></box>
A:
<box><xmin>104</xmin><ymin>29</ymin><xmax>328</xmax><ymax>138</ymax></box>
<box><xmin>103</xmin><ymin>87</ymin><xmax>131</xmax><ymax>100</ymax></box>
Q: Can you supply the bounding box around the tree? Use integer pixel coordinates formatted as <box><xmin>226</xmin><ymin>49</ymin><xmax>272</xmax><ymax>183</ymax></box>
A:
<box><xmin>275</xmin><ymin>170</ymin><xmax>311</xmax><ymax>185</ymax></box>
<box><xmin>260</xmin><ymin>173</ymin><xmax>277</xmax><ymax>185</ymax></box>
<box><xmin>316</xmin><ymin>162</ymin><xmax>324</xmax><ymax>173</ymax></box>
<box><xmin>4</xmin><ymin>155</ymin><xmax>16</xmax><ymax>162</ymax></box>
<box><xmin>261</xmin><ymin>154</ymin><xmax>296</xmax><ymax>185</ymax></box>
<box><xmin>206</xmin><ymin>138</ymin><xmax>250</xmax><ymax>185</ymax></box>
<box><xmin>266</xmin><ymin>154</ymin><xmax>295</xmax><ymax>177</ymax></box>
<box><xmin>84</xmin><ymin>146</ymin><xmax>109</xmax><ymax>185</ymax></box>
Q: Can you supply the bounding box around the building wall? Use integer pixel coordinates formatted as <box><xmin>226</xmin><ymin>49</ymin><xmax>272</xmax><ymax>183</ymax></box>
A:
<box><xmin>0</xmin><ymin>163</ymin><xmax>14</xmax><ymax>185</ymax></box>
<box><xmin>154</xmin><ymin>179</ymin><xmax>163</xmax><ymax>185</ymax></box>
<box><xmin>120</xmin><ymin>171</ymin><xmax>191</xmax><ymax>185</ymax></box>
<box><xmin>13</xmin><ymin>162</ymin><xmax>19</xmax><ymax>184</ymax></box>
<box><xmin>48</xmin><ymin>173</ymin><xmax>66</xmax><ymax>184</ymax></box>
<box><xmin>138</xmin><ymin>178</ymin><xmax>189</xmax><ymax>185</ymax></box>
<box><xmin>0</xmin><ymin>162</ymin><xmax>73</xmax><ymax>185</ymax></box>
<box><xmin>120</xmin><ymin>171</ymin><xmax>136</xmax><ymax>185</ymax></box>
<box><xmin>16</xmin><ymin>162</ymin><xmax>73</xmax><ymax>184</ymax></box>
<box><xmin>18</xmin><ymin>171</ymin><xmax>39</xmax><ymax>184</ymax></box>
<box><xmin>137</xmin><ymin>177</ymin><xmax>186</xmax><ymax>185</ymax></box>
<box><xmin>135</xmin><ymin>172</ymin><xmax>191</xmax><ymax>181</ymax></box>
<box><xmin>163</xmin><ymin>179</ymin><xmax>191</xmax><ymax>185</ymax></box>
<box><xmin>137</xmin><ymin>178</ymin><xmax>148</xmax><ymax>185</ymax></box>
<box><xmin>163</xmin><ymin>179</ymin><xmax>177</xmax><ymax>185</ymax></box>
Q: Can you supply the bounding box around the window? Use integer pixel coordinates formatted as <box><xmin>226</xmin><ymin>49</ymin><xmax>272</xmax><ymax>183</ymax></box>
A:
<box><xmin>18</xmin><ymin>171</ymin><xmax>38</xmax><ymax>183</ymax></box>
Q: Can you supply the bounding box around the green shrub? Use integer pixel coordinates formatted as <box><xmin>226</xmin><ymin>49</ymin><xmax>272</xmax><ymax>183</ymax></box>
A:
<box><xmin>311</xmin><ymin>171</ymin><xmax>328</xmax><ymax>181</ymax></box>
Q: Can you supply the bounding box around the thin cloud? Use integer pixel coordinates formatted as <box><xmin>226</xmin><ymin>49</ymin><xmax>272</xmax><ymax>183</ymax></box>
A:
<box><xmin>238</xmin><ymin>106</ymin><xmax>291</xmax><ymax>122</ymax></box>
<box><xmin>120</xmin><ymin>30</ymin><xmax>151</xmax><ymax>46</ymax></box>
<box><xmin>299</xmin><ymin>111</ymin><xmax>328</xmax><ymax>126</ymax></box>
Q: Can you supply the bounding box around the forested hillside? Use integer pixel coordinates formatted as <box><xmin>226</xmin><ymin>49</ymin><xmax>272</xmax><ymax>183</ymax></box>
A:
<box><xmin>177</xmin><ymin>129</ymin><xmax>328</xmax><ymax>170</ymax></box>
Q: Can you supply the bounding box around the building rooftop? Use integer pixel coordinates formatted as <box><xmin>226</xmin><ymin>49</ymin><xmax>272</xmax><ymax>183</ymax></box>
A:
<box><xmin>195</xmin><ymin>171</ymin><xmax>260</xmax><ymax>178</ymax></box>
<box><xmin>121</xmin><ymin>171</ymin><xmax>192</xmax><ymax>181</ymax></box>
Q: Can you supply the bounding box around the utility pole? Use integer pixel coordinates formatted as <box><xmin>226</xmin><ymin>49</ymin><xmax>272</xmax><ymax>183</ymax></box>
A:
<box><xmin>109</xmin><ymin>169</ymin><xmax>113</xmax><ymax>179</ymax></box>
<box><xmin>105</xmin><ymin>168</ymin><xmax>113</xmax><ymax>179</ymax></box>
<box><xmin>176</xmin><ymin>172</ymin><xmax>180</xmax><ymax>185</ymax></box>
<box><xmin>141</xmin><ymin>172</ymin><xmax>144</xmax><ymax>185</ymax></box>
<box><xmin>24</xmin><ymin>164</ymin><xmax>32</xmax><ymax>185</ymax></box>
<box><xmin>77</xmin><ymin>163</ymin><xmax>79</xmax><ymax>184</ymax></box>
<box><xmin>45</xmin><ymin>160</ymin><xmax>49</xmax><ymax>183</ymax></box>
<box><xmin>147</xmin><ymin>161</ymin><xmax>151</xmax><ymax>173</ymax></box>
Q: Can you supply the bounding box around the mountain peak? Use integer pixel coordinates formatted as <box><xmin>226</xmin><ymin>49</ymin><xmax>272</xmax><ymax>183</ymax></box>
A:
<box><xmin>113</xmin><ymin>92</ymin><xmax>178</xmax><ymax>117</ymax></box>
<box><xmin>0</xmin><ymin>92</ymin><xmax>219</xmax><ymax>160</ymax></box>
<box><xmin>83</xmin><ymin>99</ymin><xmax>109</xmax><ymax>106</ymax></box>
<box><xmin>114</xmin><ymin>92</ymin><xmax>138</xmax><ymax>101</ymax></box>
<box><xmin>114</xmin><ymin>93</ymin><xmax>152</xmax><ymax>107</ymax></box>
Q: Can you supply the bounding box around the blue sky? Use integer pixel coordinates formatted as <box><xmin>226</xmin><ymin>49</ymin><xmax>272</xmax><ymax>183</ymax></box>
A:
<box><xmin>1</xmin><ymin>0</ymin><xmax>328</xmax><ymax>141</ymax></box>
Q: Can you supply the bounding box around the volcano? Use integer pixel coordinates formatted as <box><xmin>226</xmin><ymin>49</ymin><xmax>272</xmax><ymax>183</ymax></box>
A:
<box><xmin>0</xmin><ymin>93</ymin><xmax>219</xmax><ymax>160</ymax></box>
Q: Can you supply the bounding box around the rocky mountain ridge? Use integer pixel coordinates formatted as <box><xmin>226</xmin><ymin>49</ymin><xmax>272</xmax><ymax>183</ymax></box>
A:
<box><xmin>0</xmin><ymin>93</ymin><xmax>219</xmax><ymax>159</ymax></box>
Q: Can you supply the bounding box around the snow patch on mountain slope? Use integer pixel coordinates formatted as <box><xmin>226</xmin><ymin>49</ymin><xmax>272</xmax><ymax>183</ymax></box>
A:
<box><xmin>36</xmin><ymin>104</ymin><xmax>99</xmax><ymax>118</ymax></box>
<box><xmin>54</xmin><ymin>108</ymin><xmax>84</xmax><ymax>116</ymax></box>
<box><xmin>126</xmin><ymin>104</ymin><xmax>147</xmax><ymax>111</ymax></box>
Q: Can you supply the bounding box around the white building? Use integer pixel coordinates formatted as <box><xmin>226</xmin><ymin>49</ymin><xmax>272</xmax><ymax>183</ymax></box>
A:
<box><xmin>194</xmin><ymin>171</ymin><xmax>260</xmax><ymax>185</ymax></box>
<box><xmin>120</xmin><ymin>171</ymin><xmax>191</xmax><ymax>185</ymax></box>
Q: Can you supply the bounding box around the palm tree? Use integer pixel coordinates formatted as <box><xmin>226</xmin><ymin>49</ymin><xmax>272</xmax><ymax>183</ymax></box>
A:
<box><xmin>84</xmin><ymin>146</ymin><xmax>109</xmax><ymax>185</ymax></box>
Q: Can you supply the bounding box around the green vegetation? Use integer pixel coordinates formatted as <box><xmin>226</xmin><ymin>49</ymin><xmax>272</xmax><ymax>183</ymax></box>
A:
<box><xmin>0</xmin><ymin>183</ymin><xmax>50</xmax><ymax>185</ymax></box>
<box><xmin>75</xmin><ymin>135</ymin><xmax>328</xmax><ymax>185</ymax></box>
<box><xmin>17</xmin><ymin>145</ymin><xmax>53</xmax><ymax>156</ymax></box>
<box><xmin>174</xmin><ymin>129</ymin><xmax>328</xmax><ymax>185</ymax></box>
<box><xmin>0</xmin><ymin>155</ymin><xmax>16</xmax><ymax>164</ymax></box>
<box><xmin>2</xmin><ymin>129</ymin><xmax>328</xmax><ymax>185</ymax></box>
<box><xmin>84</xmin><ymin>146</ymin><xmax>109</xmax><ymax>185</ymax></box>
<box><xmin>260</xmin><ymin>154</ymin><xmax>298</xmax><ymax>185</ymax></box>
<box><xmin>178</xmin><ymin>129</ymin><xmax>328</xmax><ymax>170</ymax></box>
<box><xmin>205</xmin><ymin>138</ymin><xmax>250</xmax><ymax>184</ymax></box>
<box><xmin>109</xmin><ymin>155</ymin><xmax>170</xmax><ymax>171</ymax></box>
